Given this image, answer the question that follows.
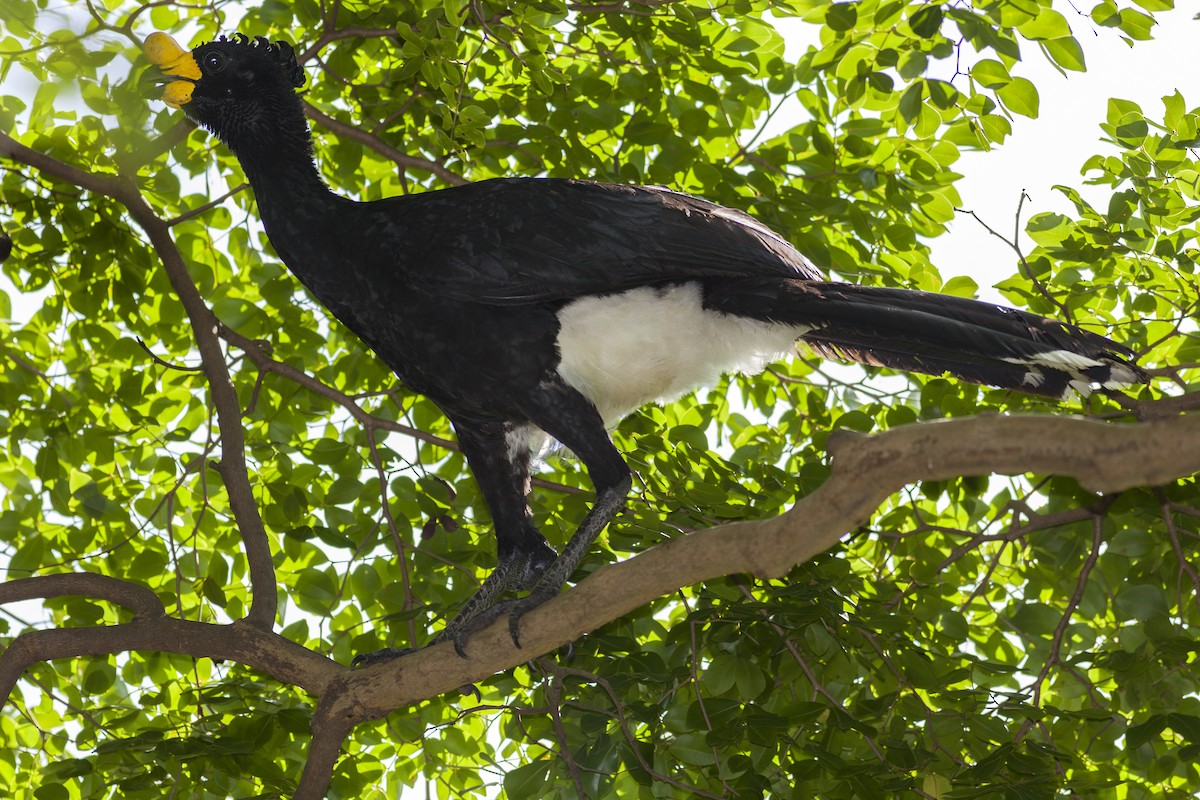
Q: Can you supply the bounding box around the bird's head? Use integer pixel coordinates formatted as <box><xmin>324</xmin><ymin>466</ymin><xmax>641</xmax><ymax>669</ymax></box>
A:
<box><xmin>144</xmin><ymin>32</ymin><xmax>306</xmax><ymax>151</ymax></box>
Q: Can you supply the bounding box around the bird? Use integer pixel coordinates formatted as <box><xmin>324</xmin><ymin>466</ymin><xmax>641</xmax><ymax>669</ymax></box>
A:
<box><xmin>143</xmin><ymin>32</ymin><xmax>1145</xmax><ymax>665</ymax></box>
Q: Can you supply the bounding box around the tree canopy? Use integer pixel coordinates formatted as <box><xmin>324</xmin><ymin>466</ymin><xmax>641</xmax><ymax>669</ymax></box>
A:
<box><xmin>1</xmin><ymin>1</ymin><xmax>1198</xmax><ymax>798</ymax></box>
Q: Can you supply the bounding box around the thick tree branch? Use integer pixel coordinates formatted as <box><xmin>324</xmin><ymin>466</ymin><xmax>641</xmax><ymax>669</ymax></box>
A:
<box><xmin>292</xmin><ymin>411</ymin><xmax>1200</xmax><ymax>796</ymax></box>
<box><xmin>3</xmin><ymin>409</ymin><xmax>1197</xmax><ymax>798</ymax></box>
<box><xmin>1109</xmin><ymin>389</ymin><xmax>1200</xmax><ymax>418</ymax></box>
<box><xmin>0</xmin><ymin>574</ymin><xmax>165</xmax><ymax>618</ymax></box>
<box><xmin>296</xmin><ymin>706</ymin><xmax>353</xmax><ymax>799</ymax></box>
<box><xmin>0</xmin><ymin>574</ymin><xmax>339</xmax><ymax>712</ymax></box>
<box><xmin>0</xmin><ymin>131</ymin><xmax>278</xmax><ymax>627</ymax></box>
<box><xmin>0</xmin><ymin>617</ymin><xmax>339</xmax><ymax>704</ymax></box>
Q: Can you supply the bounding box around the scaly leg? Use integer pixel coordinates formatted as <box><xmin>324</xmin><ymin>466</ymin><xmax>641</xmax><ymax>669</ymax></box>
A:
<box><xmin>452</xmin><ymin>379</ymin><xmax>632</xmax><ymax>649</ymax></box>
<box><xmin>352</xmin><ymin>417</ymin><xmax>555</xmax><ymax>666</ymax></box>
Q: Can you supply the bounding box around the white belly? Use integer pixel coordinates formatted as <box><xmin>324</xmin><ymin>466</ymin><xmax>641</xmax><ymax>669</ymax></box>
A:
<box><xmin>554</xmin><ymin>283</ymin><xmax>803</xmax><ymax>426</ymax></box>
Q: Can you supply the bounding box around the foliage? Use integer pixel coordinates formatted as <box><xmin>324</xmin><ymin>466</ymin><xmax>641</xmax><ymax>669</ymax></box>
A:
<box><xmin>0</xmin><ymin>0</ymin><xmax>1197</xmax><ymax>798</ymax></box>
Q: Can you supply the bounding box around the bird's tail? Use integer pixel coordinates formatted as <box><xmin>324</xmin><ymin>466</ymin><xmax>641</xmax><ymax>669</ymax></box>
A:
<box><xmin>708</xmin><ymin>279</ymin><xmax>1146</xmax><ymax>398</ymax></box>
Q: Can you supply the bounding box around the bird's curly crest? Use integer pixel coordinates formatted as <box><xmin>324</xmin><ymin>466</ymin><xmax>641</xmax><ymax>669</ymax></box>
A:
<box><xmin>214</xmin><ymin>32</ymin><xmax>305</xmax><ymax>88</ymax></box>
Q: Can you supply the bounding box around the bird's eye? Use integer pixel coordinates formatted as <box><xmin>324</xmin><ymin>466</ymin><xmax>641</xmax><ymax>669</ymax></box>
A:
<box><xmin>203</xmin><ymin>52</ymin><xmax>224</xmax><ymax>71</ymax></box>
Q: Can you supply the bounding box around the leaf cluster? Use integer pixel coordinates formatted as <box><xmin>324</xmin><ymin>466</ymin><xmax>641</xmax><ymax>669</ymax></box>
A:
<box><xmin>0</xmin><ymin>1</ymin><xmax>1197</xmax><ymax>798</ymax></box>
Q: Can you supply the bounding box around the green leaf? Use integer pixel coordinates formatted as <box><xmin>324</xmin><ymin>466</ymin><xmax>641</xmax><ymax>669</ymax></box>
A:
<box><xmin>1127</xmin><ymin>716</ymin><xmax>1167</xmax><ymax>749</ymax></box>
<box><xmin>826</xmin><ymin>3</ymin><xmax>859</xmax><ymax>32</ymax></box>
<box><xmin>1118</xmin><ymin>8</ymin><xmax>1156</xmax><ymax>40</ymax></box>
<box><xmin>941</xmin><ymin>275</ymin><xmax>978</xmax><ymax>298</ymax></box>
<box><xmin>1107</xmin><ymin>97</ymin><xmax>1144</xmax><ymax>125</ymax></box>
<box><xmin>909</xmin><ymin>5</ymin><xmax>944</xmax><ymax>38</ymax></box>
<box><xmin>734</xmin><ymin>660</ymin><xmax>767</xmax><ymax>699</ymax></box>
<box><xmin>33</xmin><ymin>785</ymin><xmax>69</xmax><ymax>800</ymax></box>
<box><xmin>703</xmin><ymin>653</ymin><xmax>738</xmax><ymax>695</ymax></box>
<box><xmin>1163</xmin><ymin>90</ymin><xmax>1186</xmax><ymax>131</ymax></box>
<box><xmin>998</xmin><ymin>76</ymin><xmax>1040</xmax><ymax>117</ymax></box>
<box><xmin>668</xmin><ymin>733</ymin><xmax>718</xmax><ymax>766</ymax></box>
<box><xmin>1112</xmin><ymin>112</ymin><xmax>1149</xmax><ymax>147</ymax></box>
<box><xmin>1043</xmin><ymin>37</ymin><xmax>1086</xmax><ymax>72</ymax></box>
<box><xmin>1009</xmin><ymin>603</ymin><xmax>1060</xmax><ymax>636</ymax></box>
<box><xmin>294</xmin><ymin>568</ymin><xmax>338</xmax><ymax>612</ymax></box>
<box><xmin>899</xmin><ymin>81</ymin><xmax>925</xmax><ymax>122</ymax></box>
<box><xmin>1018</xmin><ymin>8</ymin><xmax>1072</xmax><ymax>40</ymax></box>
<box><xmin>502</xmin><ymin>761</ymin><xmax>550</xmax><ymax>796</ymax></box>
<box><xmin>971</xmin><ymin>59</ymin><xmax>1011</xmax><ymax>89</ymax></box>
<box><xmin>9</xmin><ymin>536</ymin><xmax>45</xmax><ymax>575</ymax></box>
<box><xmin>668</xmin><ymin>424</ymin><xmax>709</xmax><ymax>450</ymax></box>
<box><xmin>1115</xmin><ymin>584</ymin><xmax>1169</xmax><ymax>622</ymax></box>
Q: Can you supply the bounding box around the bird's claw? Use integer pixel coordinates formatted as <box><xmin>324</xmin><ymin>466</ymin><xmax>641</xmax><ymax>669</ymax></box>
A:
<box><xmin>350</xmin><ymin>643</ymin><xmax>480</xmax><ymax>698</ymax></box>
<box><xmin>508</xmin><ymin>606</ymin><xmax>524</xmax><ymax>649</ymax></box>
<box><xmin>451</xmin><ymin>630</ymin><xmax>472</xmax><ymax>659</ymax></box>
<box><xmin>350</xmin><ymin>646</ymin><xmax>416</xmax><ymax>669</ymax></box>
<box><xmin>504</xmin><ymin>588</ymin><xmax>560</xmax><ymax>649</ymax></box>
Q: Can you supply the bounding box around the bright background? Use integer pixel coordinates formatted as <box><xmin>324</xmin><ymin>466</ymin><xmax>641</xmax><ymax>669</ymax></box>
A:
<box><xmin>766</xmin><ymin>5</ymin><xmax>1199</xmax><ymax>301</ymax></box>
<box><xmin>904</xmin><ymin>5</ymin><xmax>1196</xmax><ymax>302</ymax></box>
<box><xmin>4</xmin><ymin>7</ymin><xmax>1198</xmax><ymax>311</ymax></box>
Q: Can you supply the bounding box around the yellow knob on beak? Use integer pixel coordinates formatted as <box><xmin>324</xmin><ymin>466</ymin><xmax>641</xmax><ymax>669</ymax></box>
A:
<box><xmin>144</xmin><ymin>32</ymin><xmax>200</xmax><ymax>109</ymax></box>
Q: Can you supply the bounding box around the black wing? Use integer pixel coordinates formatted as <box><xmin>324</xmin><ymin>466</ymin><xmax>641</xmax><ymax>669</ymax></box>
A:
<box><xmin>377</xmin><ymin>178</ymin><xmax>823</xmax><ymax>305</ymax></box>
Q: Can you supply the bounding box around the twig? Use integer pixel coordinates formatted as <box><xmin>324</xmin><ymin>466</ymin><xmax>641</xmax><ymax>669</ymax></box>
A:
<box><xmin>1157</xmin><ymin>489</ymin><xmax>1200</xmax><ymax>616</ymax></box>
<box><xmin>135</xmin><ymin>336</ymin><xmax>204</xmax><ymax>371</ymax></box>
<box><xmin>303</xmin><ymin>103</ymin><xmax>467</xmax><ymax>186</ymax></box>
<box><xmin>955</xmin><ymin>195</ymin><xmax>1072</xmax><ymax>321</ymax></box>
<box><xmin>167</xmin><ymin>183</ymin><xmax>249</xmax><ymax>227</ymax></box>
<box><xmin>544</xmin><ymin>669</ymin><xmax>588</xmax><ymax>798</ymax></box>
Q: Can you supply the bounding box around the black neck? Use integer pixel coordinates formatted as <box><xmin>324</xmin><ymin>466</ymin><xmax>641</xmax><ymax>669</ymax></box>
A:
<box><xmin>231</xmin><ymin>106</ymin><xmax>336</xmax><ymax>214</ymax></box>
<box><xmin>222</xmin><ymin>101</ymin><xmax>362</xmax><ymax>309</ymax></box>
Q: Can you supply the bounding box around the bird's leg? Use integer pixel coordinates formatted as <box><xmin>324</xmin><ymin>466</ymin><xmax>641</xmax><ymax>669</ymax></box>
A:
<box><xmin>352</xmin><ymin>418</ymin><xmax>554</xmax><ymax>667</ymax></box>
<box><xmin>430</xmin><ymin>418</ymin><xmax>559</xmax><ymax>655</ymax></box>
<box><xmin>501</xmin><ymin>470</ymin><xmax>631</xmax><ymax>647</ymax></box>
<box><xmin>453</xmin><ymin>380</ymin><xmax>632</xmax><ymax>650</ymax></box>
<box><xmin>355</xmin><ymin>383</ymin><xmax>628</xmax><ymax>663</ymax></box>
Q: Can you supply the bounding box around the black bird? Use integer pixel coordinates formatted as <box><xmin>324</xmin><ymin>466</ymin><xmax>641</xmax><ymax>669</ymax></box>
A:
<box><xmin>144</xmin><ymin>32</ymin><xmax>1145</xmax><ymax>663</ymax></box>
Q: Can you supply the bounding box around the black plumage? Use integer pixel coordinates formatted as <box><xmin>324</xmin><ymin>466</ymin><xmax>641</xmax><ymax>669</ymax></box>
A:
<box><xmin>144</xmin><ymin>32</ymin><xmax>1145</xmax><ymax>662</ymax></box>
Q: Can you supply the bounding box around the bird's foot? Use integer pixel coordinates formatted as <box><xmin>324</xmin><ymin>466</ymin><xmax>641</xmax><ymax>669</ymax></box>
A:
<box><xmin>450</xmin><ymin>582</ymin><xmax>561</xmax><ymax>651</ymax></box>
<box><xmin>350</xmin><ymin>644</ymin><xmax>480</xmax><ymax>699</ymax></box>
<box><xmin>352</xmin><ymin>542</ymin><xmax>562</xmax><ymax>663</ymax></box>
<box><xmin>432</xmin><ymin>582</ymin><xmax>556</xmax><ymax>657</ymax></box>
<box><xmin>505</xmin><ymin>584</ymin><xmax>562</xmax><ymax>648</ymax></box>
<box><xmin>350</xmin><ymin>646</ymin><xmax>416</xmax><ymax>669</ymax></box>
<box><xmin>429</xmin><ymin>542</ymin><xmax>558</xmax><ymax>657</ymax></box>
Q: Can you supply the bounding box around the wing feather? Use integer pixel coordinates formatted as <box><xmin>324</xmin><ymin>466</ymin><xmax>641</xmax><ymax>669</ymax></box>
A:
<box><xmin>377</xmin><ymin>178</ymin><xmax>821</xmax><ymax>305</ymax></box>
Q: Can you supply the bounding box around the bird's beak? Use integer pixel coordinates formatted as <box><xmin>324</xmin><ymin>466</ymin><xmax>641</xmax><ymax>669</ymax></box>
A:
<box><xmin>143</xmin><ymin>32</ymin><xmax>200</xmax><ymax>109</ymax></box>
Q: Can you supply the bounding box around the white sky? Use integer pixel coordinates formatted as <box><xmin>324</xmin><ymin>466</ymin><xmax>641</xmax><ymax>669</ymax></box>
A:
<box><xmin>913</xmin><ymin>5</ymin><xmax>1198</xmax><ymax>301</ymax></box>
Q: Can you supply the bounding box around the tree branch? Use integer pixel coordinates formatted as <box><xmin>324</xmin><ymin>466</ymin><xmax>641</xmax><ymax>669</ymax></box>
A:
<box><xmin>3</xmin><ymin>409</ymin><xmax>1197</xmax><ymax>798</ymax></box>
<box><xmin>296</xmin><ymin>410</ymin><xmax>1200</xmax><ymax>795</ymax></box>
<box><xmin>0</xmin><ymin>131</ymin><xmax>278</xmax><ymax>627</ymax></box>
<box><xmin>303</xmin><ymin>103</ymin><xmax>468</xmax><ymax>186</ymax></box>
<box><xmin>0</xmin><ymin>574</ymin><xmax>165</xmax><ymax>618</ymax></box>
<box><xmin>0</xmin><ymin>574</ymin><xmax>338</xmax><ymax>709</ymax></box>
